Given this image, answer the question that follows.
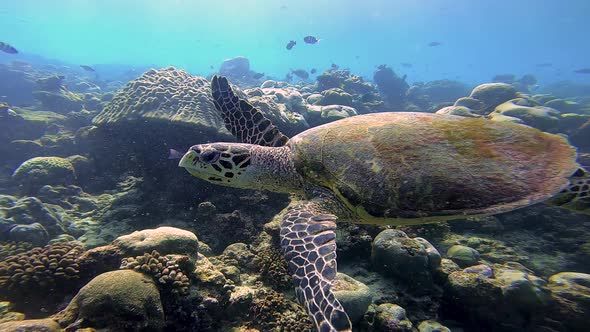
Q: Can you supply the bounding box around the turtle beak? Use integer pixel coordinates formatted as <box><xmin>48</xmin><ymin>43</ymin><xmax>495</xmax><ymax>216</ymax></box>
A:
<box><xmin>178</xmin><ymin>150</ymin><xmax>197</xmax><ymax>169</ymax></box>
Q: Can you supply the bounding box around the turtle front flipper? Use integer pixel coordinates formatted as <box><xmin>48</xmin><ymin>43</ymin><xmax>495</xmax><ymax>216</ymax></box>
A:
<box><xmin>280</xmin><ymin>201</ymin><xmax>352</xmax><ymax>332</ymax></box>
<box><xmin>211</xmin><ymin>75</ymin><xmax>289</xmax><ymax>147</ymax></box>
<box><xmin>547</xmin><ymin>167</ymin><xmax>590</xmax><ymax>215</ymax></box>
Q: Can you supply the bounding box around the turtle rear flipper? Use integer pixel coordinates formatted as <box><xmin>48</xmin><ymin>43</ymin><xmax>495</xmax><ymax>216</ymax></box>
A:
<box><xmin>211</xmin><ymin>75</ymin><xmax>289</xmax><ymax>147</ymax></box>
<box><xmin>547</xmin><ymin>167</ymin><xmax>590</xmax><ymax>214</ymax></box>
<box><xmin>280</xmin><ymin>200</ymin><xmax>352</xmax><ymax>332</ymax></box>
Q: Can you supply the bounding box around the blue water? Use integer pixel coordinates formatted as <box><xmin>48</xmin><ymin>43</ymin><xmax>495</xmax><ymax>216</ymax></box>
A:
<box><xmin>1</xmin><ymin>0</ymin><xmax>589</xmax><ymax>85</ymax></box>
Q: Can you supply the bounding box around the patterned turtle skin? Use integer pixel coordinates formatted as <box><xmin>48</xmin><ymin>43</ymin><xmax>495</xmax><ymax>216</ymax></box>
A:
<box><xmin>180</xmin><ymin>76</ymin><xmax>583</xmax><ymax>332</ymax></box>
<box><xmin>288</xmin><ymin>112</ymin><xmax>579</xmax><ymax>225</ymax></box>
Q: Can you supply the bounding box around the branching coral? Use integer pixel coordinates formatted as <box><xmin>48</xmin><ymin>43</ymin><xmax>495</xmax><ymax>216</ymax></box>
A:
<box><xmin>254</xmin><ymin>247</ymin><xmax>292</xmax><ymax>290</ymax></box>
<box><xmin>249</xmin><ymin>289</ymin><xmax>313</xmax><ymax>332</ymax></box>
<box><xmin>0</xmin><ymin>242</ymin><xmax>85</xmax><ymax>315</ymax></box>
<box><xmin>120</xmin><ymin>250</ymin><xmax>191</xmax><ymax>296</ymax></box>
<box><xmin>0</xmin><ymin>241</ymin><xmax>34</xmax><ymax>261</ymax></box>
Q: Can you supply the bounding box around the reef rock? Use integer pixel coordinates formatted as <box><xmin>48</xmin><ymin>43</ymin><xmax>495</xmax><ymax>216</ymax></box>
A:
<box><xmin>373</xmin><ymin>303</ymin><xmax>413</xmax><ymax>332</ymax></box>
<box><xmin>319</xmin><ymin>88</ymin><xmax>354</xmax><ymax>107</ymax></box>
<box><xmin>371</xmin><ymin>230</ymin><xmax>441</xmax><ymax>292</ymax></box>
<box><xmin>490</xmin><ymin>98</ymin><xmax>561</xmax><ymax>131</ymax></box>
<box><xmin>33</xmin><ymin>75</ymin><xmax>84</xmax><ymax>114</ymax></box>
<box><xmin>54</xmin><ymin>270</ymin><xmax>165</xmax><ymax>331</ymax></box>
<box><xmin>547</xmin><ymin>272</ymin><xmax>590</xmax><ymax>331</ymax></box>
<box><xmin>468</xmin><ymin>83</ymin><xmax>518</xmax><ymax>114</ymax></box>
<box><xmin>373</xmin><ymin>65</ymin><xmax>409</xmax><ymax>108</ymax></box>
<box><xmin>305</xmin><ymin>104</ymin><xmax>358</xmax><ymax>127</ymax></box>
<box><xmin>446</xmin><ymin>245</ymin><xmax>480</xmax><ymax>267</ymax></box>
<box><xmin>0</xmin><ymin>64</ymin><xmax>37</xmax><ymax>105</ymax></box>
<box><xmin>113</xmin><ymin>226</ymin><xmax>199</xmax><ymax>259</ymax></box>
<box><xmin>0</xmin><ymin>318</ymin><xmax>61</xmax><ymax>332</ymax></box>
<box><xmin>417</xmin><ymin>320</ymin><xmax>451</xmax><ymax>332</ymax></box>
<box><xmin>333</xmin><ymin>273</ymin><xmax>372</xmax><ymax>323</ymax></box>
<box><xmin>7</xmin><ymin>222</ymin><xmax>49</xmax><ymax>245</ymax></box>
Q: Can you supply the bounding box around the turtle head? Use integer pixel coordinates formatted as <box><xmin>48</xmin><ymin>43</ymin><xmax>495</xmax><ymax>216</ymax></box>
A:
<box><xmin>179</xmin><ymin>142</ymin><xmax>303</xmax><ymax>193</ymax></box>
<box><xmin>179</xmin><ymin>143</ymin><xmax>255</xmax><ymax>188</ymax></box>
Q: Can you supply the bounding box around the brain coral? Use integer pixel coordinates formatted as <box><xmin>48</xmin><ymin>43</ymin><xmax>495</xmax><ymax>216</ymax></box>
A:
<box><xmin>12</xmin><ymin>156</ymin><xmax>76</xmax><ymax>190</ymax></box>
<box><xmin>92</xmin><ymin>67</ymin><xmax>227</xmax><ymax>131</ymax></box>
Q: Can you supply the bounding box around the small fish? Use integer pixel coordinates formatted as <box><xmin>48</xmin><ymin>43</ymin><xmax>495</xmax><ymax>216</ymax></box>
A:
<box><xmin>535</xmin><ymin>63</ymin><xmax>553</xmax><ymax>67</ymax></box>
<box><xmin>291</xmin><ymin>69</ymin><xmax>309</xmax><ymax>79</ymax></box>
<box><xmin>355</xmin><ymin>55</ymin><xmax>360</xmax><ymax>60</ymax></box>
<box><xmin>0</xmin><ymin>41</ymin><xmax>18</xmax><ymax>54</ymax></box>
<box><xmin>574</xmin><ymin>68</ymin><xmax>590</xmax><ymax>74</ymax></box>
<box><xmin>428</xmin><ymin>41</ymin><xmax>442</xmax><ymax>47</ymax></box>
<box><xmin>168</xmin><ymin>149</ymin><xmax>184</xmax><ymax>160</ymax></box>
<box><xmin>401</xmin><ymin>63</ymin><xmax>413</xmax><ymax>68</ymax></box>
<box><xmin>210</xmin><ymin>65</ymin><xmax>214</xmax><ymax>69</ymax></box>
<box><xmin>286</xmin><ymin>40</ymin><xmax>296</xmax><ymax>50</ymax></box>
<box><xmin>280</xmin><ymin>5</ymin><xmax>288</xmax><ymax>9</ymax></box>
<box><xmin>304</xmin><ymin>36</ymin><xmax>320</xmax><ymax>44</ymax></box>
<box><xmin>80</xmin><ymin>65</ymin><xmax>95</xmax><ymax>72</ymax></box>
<box><xmin>252</xmin><ymin>72</ymin><xmax>265</xmax><ymax>79</ymax></box>
<box><xmin>310</xmin><ymin>68</ymin><xmax>317</xmax><ymax>74</ymax></box>
<box><xmin>331</xmin><ymin>63</ymin><xmax>339</xmax><ymax>70</ymax></box>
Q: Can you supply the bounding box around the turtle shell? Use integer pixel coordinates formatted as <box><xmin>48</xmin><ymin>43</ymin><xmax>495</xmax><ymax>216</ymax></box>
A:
<box><xmin>288</xmin><ymin>112</ymin><xmax>578</xmax><ymax>224</ymax></box>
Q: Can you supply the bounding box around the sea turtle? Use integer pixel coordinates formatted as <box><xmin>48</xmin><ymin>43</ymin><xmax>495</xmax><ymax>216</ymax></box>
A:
<box><xmin>179</xmin><ymin>76</ymin><xmax>587</xmax><ymax>332</ymax></box>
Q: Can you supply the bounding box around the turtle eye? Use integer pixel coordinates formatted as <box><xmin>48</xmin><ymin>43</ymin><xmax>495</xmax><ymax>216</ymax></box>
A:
<box><xmin>200</xmin><ymin>150</ymin><xmax>220</xmax><ymax>164</ymax></box>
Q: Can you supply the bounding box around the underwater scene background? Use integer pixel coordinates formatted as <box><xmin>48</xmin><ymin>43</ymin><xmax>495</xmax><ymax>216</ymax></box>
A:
<box><xmin>0</xmin><ymin>0</ymin><xmax>590</xmax><ymax>331</ymax></box>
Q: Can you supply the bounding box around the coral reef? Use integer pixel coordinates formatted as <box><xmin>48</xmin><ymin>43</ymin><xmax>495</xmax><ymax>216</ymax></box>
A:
<box><xmin>93</xmin><ymin>67</ymin><xmax>226</xmax><ymax>131</ymax></box>
<box><xmin>11</xmin><ymin>156</ymin><xmax>76</xmax><ymax>193</ymax></box>
<box><xmin>54</xmin><ymin>269</ymin><xmax>165</xmax><ymax>331</ymax></box>
<box><xmin>0</xmin><ymin>318</ymin><xmax>61</xmax><ymax>332</ymax></box>
<box><xmin>0</xmin><ymin>242</ymin><xmax>85</xmax><ymax>315</ymax></box>
<box><xmin>373</xmin><ymin>65</ymin><xmax>409</xmax><ymax>108</ymax></box>
<box><xmin>120</xmin><ymin>250</ymin><xmax>192</xmax><ymax>296</ymax></box>
<box><xmin>254</xmin><ymin>246</ymin><xmax>291</xmax><ymax>290</ymax></box>
<box><xmin>0</xmin><ymin>241</ymin><xmax>34</xmax><ymax>260</ymax></box>
<box><xmin>371</xmin><ymin>230</ymin><xmax>441</xmax><ymax>293</ymax></box>
<box><xmin>249</xmin><ymin>289</ymin><xmax>313</xmax><ymax>332</ymax></box>
<box><xmin>332</xmin><ymin>273</ymin><xmax>372</xmax><ymax>323</ymax></box>
<box><xmin>33</xmin><ymin>75</ymin><xmax>84</xmax><ymax>114</ymax></box>
<box><xmin>112</xmin><ymin>226</ymin><xmax>199</xmax><ymax>258</ymax></box>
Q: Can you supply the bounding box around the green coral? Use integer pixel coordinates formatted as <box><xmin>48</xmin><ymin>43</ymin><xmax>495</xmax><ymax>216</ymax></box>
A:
<box><xmin>12</xmin><ymin>156</ymin><xmax>76</xmax><ymax>191</ymax></box>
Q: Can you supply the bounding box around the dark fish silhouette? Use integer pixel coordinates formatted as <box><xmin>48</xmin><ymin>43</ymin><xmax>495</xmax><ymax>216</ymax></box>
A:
<box><xmin>210</xmin><ymin>65</ymin><xmax>214</xmax><ymax>69</ymax></box>
<box><xmin>428</xmin><ymin>41</ymin><xmax>442</xmax><ymax>47</ymax></box>
<box><xmin>286</xmin><ymin>40</ymin><xmax>296</xmax><ymax>50</ymax></box>
<box><xmin>331</xmin><ymin>63</ymin><xmax>339</xmax><ymax>70</ymax></box>
<box><xmin>168</xmin><ymin>149</ymin><xmax>183</xmax><ymax>160</ymax></box>
<box><xmin>310</xmin><ymin>68</ymin><xmax>317</xmax><ymax>74</ymax></box>
<box><xmin>0</xmin><ymin>41</ymin><xmax>18</xmax><ymax>54</ymax></box>
<box><xmin>252</xmin><ymin>72</ymin><xmax>265</xmax><ymax>79</ymax></box>
<box><xmin>80</xmin><ymin>65</ymin><xmax>95</xmax><ymax>72</ymax></box>
<box><xmin>535</xmin><ymin>63</ymin><xmax>553</xmax><ymax>67</ymax></box>
<box><xmin>291</xmin><ymin>69</ymin><xmax>309</xmax><ymax>79</ymax></box>
<box><xmin>304</xmin><ymin>36</ymin><xmax>320</xmax><ymax>44</ymax></box>
<box><xmin>574</xmin><ymin>68</ymin><xmax>590</xmax><ymax>74</ymax></box>
<box><xmin>401</xmin><ymin>63</ymin><xmax>413</xmax><ymax>68</ymax></box>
